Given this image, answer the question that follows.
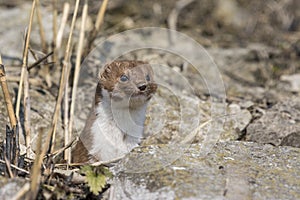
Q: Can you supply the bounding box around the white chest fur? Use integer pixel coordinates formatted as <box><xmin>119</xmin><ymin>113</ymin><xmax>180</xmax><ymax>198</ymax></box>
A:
<box><xmin>89</xmin><ymin>89</ymin><xmax>147</xmax><ymax>161</ymax></box>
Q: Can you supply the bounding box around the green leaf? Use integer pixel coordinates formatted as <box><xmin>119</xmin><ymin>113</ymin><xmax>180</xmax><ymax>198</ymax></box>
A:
<box><xmin>80</xmin><ymin>165</ymin><xmax>112</xmax><ymax>195</ymax></box>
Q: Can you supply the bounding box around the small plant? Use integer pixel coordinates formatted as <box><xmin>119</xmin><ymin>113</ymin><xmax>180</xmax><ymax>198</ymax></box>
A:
<box><xmin>80</xmin><ymin>165</ymin><xmax>113</xmax><ymax>195</ymax></box>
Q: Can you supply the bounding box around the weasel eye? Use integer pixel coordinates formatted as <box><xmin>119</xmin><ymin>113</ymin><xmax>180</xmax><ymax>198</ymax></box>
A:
<box><xmin>146</xmin><ymin>74</ymin><xmax>150</xmax><ymax>81</ymax></box>
<box><xmin>120</xmin><ymin>74</ymin><xmax>129</xmax><ymax>82</ymax></box>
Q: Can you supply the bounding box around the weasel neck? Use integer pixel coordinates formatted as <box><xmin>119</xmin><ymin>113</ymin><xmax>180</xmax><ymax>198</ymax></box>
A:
<box><xmin>89</xmin><ymin>88</ymin><xmax>148</xmax><ymax>161</ymax></box>
<box><xmin>98</xmin><ymin>88</ymin><xmax>147</xmax><ymax>139</ymax></box>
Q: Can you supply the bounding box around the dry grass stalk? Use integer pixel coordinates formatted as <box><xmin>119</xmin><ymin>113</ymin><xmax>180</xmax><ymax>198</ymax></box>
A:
<box><xmin>0</xmin><ymin>56</ymin><xmax>17</xmax><ymax>128</ymax></box>
<box><xmin>15</xmin><ymin>0</ymin><xmax>36</xmax><ymax>120</ymax></box>
<box><xmin>15</xmin><ymin>2</ymin><xmax>35</xmax><ymax>154</ymax></box>
<box><xmin>36</xmin><ymin>0</ymin><xmax>47</xmax><ymax>53</ymax></box>
<box><xmin>4</xmin><ymin>156</ymin><xmax>14</xmax><ymax>178</ymax></box>
<box><xmin>53</xmin><ymin>137</ymin><xmax>78</xmax><ymax>160</ymax></box>
<box><xmin>1</xmin><ymin>56</ymin><xmax>20</xmax><ymax>171</ymax></box>
<box><xmin>95</xmin><ymin>0</ymin><xmax>109</xmax><ymax>32</ymax></box>
<box><xmin>35</xmin><ymin>0</ymin><xmax>52</xmax><ymax>88</ymax></box>
<box><xmin>84</xmin><ymin>0</ymin><xmax>108</xmax><ymax>56</ymax></box>
<box><xmin>20</xmin><ymin>1</ymin><xmax>37</xmax><ymax>158</ymax></box>
<box><xmin>48</xmin><ymin>0</ymin><xmax>80</xmax><ymax>154</ymax></box>
<box><xmin>6</xmin><ymin>76</ymin><xmax>42</xmax><ymax>85</ymax></box>
<box><xmin>0</xmin><ymin>159</ymin><xmax>30</xmax><ymax>175</ymax></box>
<box><xmin>28</xmin><ymin>130</ymin><xmax>44</xmax><ymax>200</ymax></box>
<box><xmin>63</xmin><ymin>67</ymin><xmax>69</xmax><ymax>161</ymax></box>
<box><xmin>23</xmin><ymin>63</ymin><xmax>31</xmax><ymax>157</ymax></box>
<box><xmin>66</xmin><ymin>0</ymin><xmax>88</xmax><ymax>163</ymax></box>
<box><xmin>56</xmin><ymin>2</ymin><xmax>70</xmax><ymax>49</ymax></box>
<box><xmin>52</xmin><ymin>0</ymin><xmax>58</xmax><ymax>67</ymax></box>
<box><xmin>28</xmin><ymin>51</ymin><xmax>53</xmax><ymax>71</ymax></box>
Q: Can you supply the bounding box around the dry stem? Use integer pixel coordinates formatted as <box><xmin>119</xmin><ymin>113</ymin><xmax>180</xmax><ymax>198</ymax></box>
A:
<box><xmin>84</xmin><ymin>0</ymin><xmax>108</xmax><ymax>56</ymax></box>
<box><xmin>16</xmin><ymin>0</ymin><xmax>36</xmax><ymax>120</ymax></box>
<box><xmin>66</xmin><ymin>0</ymin><xmax>88</xmax><ymax>163</ymax></box>
<box><xmin>52</xmin><ymin>0</ymin><xmax>58</xmax><ymax>73</ymax></box>
<box><xmin>28</xmin><ymin>51</ymin><xmax>53</xmax><ymax>71</ymax></box>
<box><xmin>48</xmin><ymin>0</ymin><xmax>80</xmax><ymax>154</ymax></box>
<box><xmin>1</xmin><ymin>62</ymin><xmax>20</xmax><ymax>169</ymax></box>
<box><xmin>36</xmin><ymin>0</ymin><xmax>47</xmax><ymax>53</ymax></box>
<box><xmin>6</xmin><ymin>76</ymin><xmax>42</xmax><ymax>85</ymax></box>
<box><xmin>63</xmin><ymin>68</ymin><xmax>69</xmax><ymax>161</ymax></box>
<box><xmin>0</xmin><ymin>159</ymin><xmax>30</xmax><ymax>175</ymax></box>
<box><xmin>28</xmin><ymin>130</ymin><xmax>44</xmax><ymax>200</ymax></box>
<box><xmin>23</xmin><ymin>63</ymin><xmax>31</xmax><ymax>158</ymax></box>
<box><xmin>53</xmin><ymin>137</ymin><xmax>78</xmax><ymax>160</ymax></box>
<box><xmin>0</xmin><ymin>56</ymin><xmax>17</xmax><ymax>128</ymax></box>
<box><xmin>4</xmin><ymin>156</ymin><xmax>14</xmax><ymax>178</ymax></box>
<box><xmin>95</xmin><ymin>0</ymin><xmax>109</xmax><ymax>31</ymax></box>
<box><xmin>19</xmin><ymin>1</ymin><xmax>37</xmax><ymax>158</ymax></box>
<box><xmin>56</xmin><ymin>2</ymin><xmax>70</xmax><ymax>49</ymax></box>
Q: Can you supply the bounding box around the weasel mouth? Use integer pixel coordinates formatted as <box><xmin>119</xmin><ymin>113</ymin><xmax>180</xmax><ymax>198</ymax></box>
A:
<box><xmin>129</xmin><ymin>91</ymin><xmax>154</xmax><ymax>102</ymax></box>
<box><xmin>131</xmin><ymin>91</ymin><xmax>153</xmax><ymax>98</ymax></box>
<box><xmin>132</xmin><ymin>92</ymin><xmax>146</xmax><ymax>97</ymax></box>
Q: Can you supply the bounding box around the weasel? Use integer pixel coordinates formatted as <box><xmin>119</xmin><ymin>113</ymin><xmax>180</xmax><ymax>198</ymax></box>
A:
<box><xmin>72</xmin><ymin>60</ymin><xmax>157</xmax><ymax>163</ymax></box>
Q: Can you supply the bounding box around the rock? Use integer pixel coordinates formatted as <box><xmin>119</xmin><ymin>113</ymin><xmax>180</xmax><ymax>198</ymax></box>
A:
<box><xmin>280</xmin><ymin>132</ymin><xmax>300</xmax><ymax>148</ymax></box>
<box><xmin>107</xmin><ymin>142</ymin><xmax>300</xmax><ymax>200</ymax></box>
<box><xmin>246</xmin><ymin>99</ymin><xmax>300</xmax><ymax>147</ymax></box>
<box><xmin>221</xmin><ymin>103</ymin><xmax>252</xmax><ymax>141</ymax></box>
<box><xmin>280</xmin><ymin>73</ymin><xmax>300</xmax><ymax>93</ymax></box>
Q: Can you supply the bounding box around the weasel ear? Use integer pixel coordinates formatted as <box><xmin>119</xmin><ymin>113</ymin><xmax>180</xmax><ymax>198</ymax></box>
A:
<box><xmin>98</xmin><ymin>62</ymin><xmax>112</xmax><ymax>80</ymax></box>
<box><xmin>145</xmin><ymin>63</ymin><xmax>154</xmax><ymax>78</ymax></box>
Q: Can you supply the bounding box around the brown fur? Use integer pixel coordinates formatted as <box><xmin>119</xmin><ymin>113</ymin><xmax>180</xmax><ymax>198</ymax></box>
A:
<box><xmin>72</xmin><ymin>109</ymin><xmax>98</xmax><ymax>163</ymax></box>
<box><xmin>99</xmin><ymin>60</ymin><xmax>148</xmax><ymax>92</ymax></box>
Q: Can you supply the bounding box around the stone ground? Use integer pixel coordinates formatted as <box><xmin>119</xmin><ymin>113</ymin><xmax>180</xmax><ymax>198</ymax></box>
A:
<box><xmin>0</xmin><ymin>0</ymin><xmax>299</xmax><ymax>199</ymax></box>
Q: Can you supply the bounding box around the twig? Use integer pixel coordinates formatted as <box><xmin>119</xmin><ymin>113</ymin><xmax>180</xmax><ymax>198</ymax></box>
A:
<box><xmin>56</xmin><ymin>2</ymin><xmax>70</xmax><ymax>49</ymax></box>
<box><xmin>0</xmin><ymin>57</ymin><xmax>19</xmax><ymax>170</ymax></box>
<box><xmin>84</xmin><ymin>0</ymin><xmax>108</xmax><ymax>57</ymax></box>
<box><xmin>24</xmin><ymin>60</ymin><xmax>31</xmax><ymax>158</ymax></box>
<box><xmin>48</xmin><ymin>0</ymin><xmax>80</xmax><ymax>154</ymax></box>
<box><xmin>91</xmin><ymin>156</ymin><xmax>124</xmax><ymax>166</ymax></box>
<box><xmin>54</xmin><ymin>154</ymin><xmax>124</xmax><ymax>167</ymax></box>
<box><xmin>6</xmin><ymin>76</ymin><xmax>42</xmax><ymax>85</ymax></box>
<box><xmin>4</xmin><ymin>156</ymin><xmax>14</xmax><ymax>178</ymax></box>
<box><xmin>52</xmin><ymin>137</ymin><xmax>78</xmax><ymax>160</ymax></box>
<box><xmin>52</xmin><ymin>0</ymin><xmax>58</xmax><ymax>75</ymax></box>
<box><xmin>36</xmin><ymin>0</ymin><xmax>47</xmax><ymax>53</ymax></box>
<box><xmin>15</xmin><ymin>0</ymin><xmax>35</xmax><ymax>121</ymax></box>
<box><xmin>0</xmin><ymin>57</ymin><xmax>17</xmax><ymax>127</ymax></box>
<box><xmin>0</xmin><ymin>159</ymin><xmax>30</xmax><ymax>175</ymax></box>
<box><xmin>56</xmin><ymin>3</ymin><xmax>70</xmax><ymax>155</ymax></box>
<box><xmin>67</xmin><ymin>0</ymin><xmax>88</xmax><ymax>164</ymax></box>
<box><xmin>28</xmin><ymin>47</ymin><xmax>39</xmax><ymax>61</ymax></box>
<box><xmin>95</xmin><ymin>0</ymin><xmax>108</xmax><ymax>32</ymax></box>
<box><xmin>27</xmin><ymin>129</ymin><xmax>44</xmax><ymax>200</ymax></box>
<box><xmin>63</xmin><ymin>68</ymin><xmax>69</xmax><ymax>161</ymax></box>
<box><xmin>28</xmin><ymin>51</ymin><xmax>53</xmax><ymax>71</ymax></box>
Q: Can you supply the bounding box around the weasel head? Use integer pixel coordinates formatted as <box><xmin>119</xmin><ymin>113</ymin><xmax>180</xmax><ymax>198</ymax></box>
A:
<box><xmin>99</xmin><ymin>60</ymin><xmax>157</xmax><ymax>108</ymax></box>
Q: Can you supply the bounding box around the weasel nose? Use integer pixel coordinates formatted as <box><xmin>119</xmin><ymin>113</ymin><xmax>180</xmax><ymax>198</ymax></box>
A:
<box><xmin>138</xmin><ymin>84</ymin><xmax>147</xmax><ymax>91</ymax></box>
